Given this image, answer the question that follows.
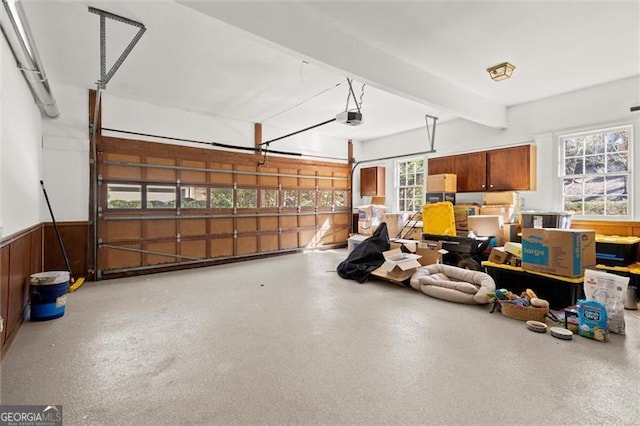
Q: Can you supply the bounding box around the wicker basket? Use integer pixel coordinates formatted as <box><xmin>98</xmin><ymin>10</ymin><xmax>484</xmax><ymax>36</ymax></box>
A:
<box><xmin>499</xmin><ymin>301</ymin><xmax>549</xmax><ymax>322</ymax></box>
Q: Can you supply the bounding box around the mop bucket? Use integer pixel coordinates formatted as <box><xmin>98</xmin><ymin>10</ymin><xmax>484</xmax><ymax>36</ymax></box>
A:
<box><xmin>30</xmin><ymin>271</ymin><xmax>70</xmax><ymax>321</ymax></box>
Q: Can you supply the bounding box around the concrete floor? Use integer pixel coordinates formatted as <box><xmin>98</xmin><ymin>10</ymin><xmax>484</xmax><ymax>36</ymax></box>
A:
<box><xmin>1</xmin><ymin>249</ymin><xmax>640</xmax><ymax>425</ymax></box>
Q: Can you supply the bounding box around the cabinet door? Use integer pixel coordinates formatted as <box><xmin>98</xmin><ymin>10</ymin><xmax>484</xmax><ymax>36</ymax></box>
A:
<box><xmin>453</xmin><ymin>152</ymin><xmax>487</xmax><ymax>192</ymax></box>
<box><xmin>487</xmin><ymin>145</ymin><xmax>536</xmax><ymax>191</ymax></box>
<box><xmin>360</xmin><ymin>166</ymin><xmax>385</xmax><ymax>197</ymax></box>
<box><xmin>427</xmin><ymin>156</ymin><xmax>455</xmax><ymax>175</ymax></box>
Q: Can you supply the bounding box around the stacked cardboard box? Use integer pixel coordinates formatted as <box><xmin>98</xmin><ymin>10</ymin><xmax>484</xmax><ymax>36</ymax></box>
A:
<box><xmin>426</xmin><ymin>174</ymin><xmax>456</xmax><ymax>205</ymax></box>
<box><xmin>521</xmin><ymin>228</ymin><xmax>596</xmax><ymax>278</ymax></box>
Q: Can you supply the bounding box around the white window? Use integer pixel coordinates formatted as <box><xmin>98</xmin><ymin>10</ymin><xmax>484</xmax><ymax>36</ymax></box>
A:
<box><xmin>560</xmin><ymin>124</ymin><xmax>632</xmax><ymax>217</ymax></box>
<box><xmin>396</xmin><ymin>158</ymin><xmax>425</xmax><ymax>212</ymax></box>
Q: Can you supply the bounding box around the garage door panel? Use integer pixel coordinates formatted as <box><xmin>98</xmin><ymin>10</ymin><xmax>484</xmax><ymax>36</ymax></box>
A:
<box><xmin>299</xmin><ymin>215</ymin><xmax>315</xmax><ymax>227</ymax></box>
<box><xmin>299</xmin><ymin>230</ymin><xmax>317</xmax><ymax>248</ymax></box>
<box><xmin>279</xmin><ymin>168</ymin><xmax>298</xmax><ymax>187</ymax></box>
<box><xmin>104</xmin><ymin>220</ymin><xmax>141</xmax><ymax>241</ymax></box>
<box><xmin>237</xmin><ymin>236</ymin><xmax>257</xmax><ymax>255</ymax></box>
<box><xmin>103</xmin><ymin>153</ymin><xmax>141</xmax><ymax>180</ymax></box>
<box><xmin>180</xmin><ymin>219</ymin><xmax>206</xmax><ymax>236</ymax></box>
<box><xmin>181</xmin><ymin>240</ymin><xmax>207</xmax><ymax>259</ymax></box>
<box><xmin>280</xmin><ymin>216</ymin><xmax>297</xmax><ymax>230</ymax></box>
<box><xmin>333</xmin><ymin>213</ymin><xmax>349</xmax><ymax>226</ymax></box>
<box><xmin>259</xmin><ymin>217</ymin><xmax>278</xmax><ymax>231</ymax></box>
<box><xmin>237</xmin><ymin>217</ymin><xmax>257</xmax><ymax>233</ymax></box>
<box><xmin>280</xmin><ymin>232</ymin><xmax>298</xmax><ymax>249</ymax></box>
<box><xmin>179</xmin><ymin>160</ymin><xmax>207</xmax><ymax>183</ymax></box>
<box><xmin>102</xmin><ymin>244</ymin><xmax>142</xmax><ymax>270</ymax></box>
<box><xmin>258</xmin><ymin>167</ymin><xmax>278</xmax><ymax>186</ymax></box>
<box><xmin>236</xmin><ymin>165</ymin><xmax>257</xmax><ymax>185</ymax></box>
<box><xmin>333</xmin><ymin>172</ymin><xmax>348</xmax><ymax>188</ymax></box>
<box><xmin>210</xmin><ymin>238</ymin><xmax>233</xmax><ymax>258</ymax></box>
<box><xmin>210</xmin><ymin>163</ymin><xmax>233</xmax><ymax>185</ymax></box>
<box><xmin>146</xmin><ymin>157</ymin><xmax>176</xmax><ymax>181</ymax></box>
<box><xmin>210</xmin><ymin>218</ymin><xmax>234</xmax><ymax>235</ymax></box>
<box><xmin>145</xmin><ymin>242</ymin><xmax>177</xmax><ymax>265</ymax></box>
<box><xmin>260</xmin><ymin>235</ymin><xmax>278</xmax><ymax>252</ymax></box>
<box><xmin>145</xmin><ymin>220</ymin><xmax>176</xmax><ymax>239</ymax></box>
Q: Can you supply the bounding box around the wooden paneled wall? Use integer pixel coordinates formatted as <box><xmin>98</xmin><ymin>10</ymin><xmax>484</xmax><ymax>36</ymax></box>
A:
<box><xmin>0</xmin><ymin>224</ymin><xmax>43</xmax><ymax>359</ymax></box>
<box><xmin>43</xmin><ymin>222</ymin><xmax>90</xmax><ymax>279</ymax></box>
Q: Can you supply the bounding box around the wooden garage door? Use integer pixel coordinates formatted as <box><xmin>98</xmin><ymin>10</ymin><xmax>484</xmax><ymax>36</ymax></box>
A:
<box><xmin>96</xmin><ymin>137</ymin><xmax>350</xmax><ymax>277</ymax></box>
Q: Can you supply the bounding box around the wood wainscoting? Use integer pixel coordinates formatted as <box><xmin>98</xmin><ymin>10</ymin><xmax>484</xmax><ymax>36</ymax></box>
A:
<box><xmin>0</xmin><ymin>224</ymin><xmax>43</xmax><ymax>359</ymax></box>
<box><xmin>43</xmin><ymin>221</ymin><xmax>90</xmax><ymax>279</ymax></box>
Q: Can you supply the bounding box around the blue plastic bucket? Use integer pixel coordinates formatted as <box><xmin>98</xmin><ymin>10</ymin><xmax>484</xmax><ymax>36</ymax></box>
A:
<box><xmin>29</xmin><ymin>271</ymin><xmax>70</xmax><ymax>321</ymax></box>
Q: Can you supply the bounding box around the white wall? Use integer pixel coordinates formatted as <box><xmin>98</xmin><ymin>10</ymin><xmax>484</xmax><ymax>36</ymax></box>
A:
<box><xmin>36</xmin><ymin>88</ymin><xmax>354</xmax><ymax>224</ymax></box>
<box><xmin>360</xmin><ymin>76</ymin><xmax>640</xmax><ymax>218</ymax></box>
<box><xmin>102</xmin><ymin>94</ymin><xmax>350</xmax><ymax>161</ymax></box>
<box><xmin>41</xmin><ymin>84</ymin><xmax>89</xmax><ymax>222</ymax></box>
<box><xmin>1</xmin><ymin>34</ymin><xmax>43</xmax><ymax>238</ymax></box>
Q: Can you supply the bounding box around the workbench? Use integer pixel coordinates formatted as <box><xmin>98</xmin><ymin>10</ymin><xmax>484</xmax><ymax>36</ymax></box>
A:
<box><xmin>482</xmin><ymin>261</ymin><xmax>584</xmax><ymax>309</ymax></box>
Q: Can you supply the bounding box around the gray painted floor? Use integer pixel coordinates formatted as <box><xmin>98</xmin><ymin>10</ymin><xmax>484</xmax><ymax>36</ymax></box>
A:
<box><xmin>1</xmin><ymin>249</ymin><xmax>639</xmax><ymax>425</ymax></box>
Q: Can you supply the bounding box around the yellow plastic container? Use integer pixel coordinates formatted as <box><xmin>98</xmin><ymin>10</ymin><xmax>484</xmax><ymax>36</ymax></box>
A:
<box><xmin>422</xmin><ymin>202</ymin><xmax>456</xmax><ymax>236</ymax></box>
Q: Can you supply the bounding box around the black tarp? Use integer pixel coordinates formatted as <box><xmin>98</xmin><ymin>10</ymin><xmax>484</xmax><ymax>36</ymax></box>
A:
<box><xmin>337</xmin><ymin>223</ymin><xmax>390</xmax><ymax>283</ymax></box>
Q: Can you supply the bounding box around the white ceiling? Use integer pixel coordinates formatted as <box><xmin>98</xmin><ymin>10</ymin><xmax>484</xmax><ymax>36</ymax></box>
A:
<box><xmin>19</xmin><ymin>0</ymin><xmax>640</xmax><ymax>142</ymax></box>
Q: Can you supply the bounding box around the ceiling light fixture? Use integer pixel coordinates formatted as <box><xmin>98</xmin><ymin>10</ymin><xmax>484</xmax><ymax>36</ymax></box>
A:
<box><xmin>487</xmin><ymin>62</ymin><xmax>516</xmax><ymax>81</ymax></box>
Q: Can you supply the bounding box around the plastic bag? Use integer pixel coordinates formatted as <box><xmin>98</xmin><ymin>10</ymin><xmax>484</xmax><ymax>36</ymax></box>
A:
<box><xmin>583</xmin><ymin>269</ymin><xmax>629</xmax><ymax>335</ymax></box>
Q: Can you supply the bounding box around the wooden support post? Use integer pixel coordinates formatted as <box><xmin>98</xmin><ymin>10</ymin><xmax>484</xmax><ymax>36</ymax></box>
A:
<box><xmin>348</xmin><ymin>139</ymin><xmax>354</xmax><ymax>164</ymax></box>
<box><xmin>254</xmin><ymin>122</ymin><xmax>263</xmax><ymax>165</ymax></box>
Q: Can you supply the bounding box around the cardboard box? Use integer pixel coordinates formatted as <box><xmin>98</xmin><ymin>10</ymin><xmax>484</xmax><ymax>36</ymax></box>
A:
<box><xmin>480</xmin><ymin>204</ymin><xmax>516</xmax><ymax>224</ymax></box>
<box><xmin>358</xmin><ymin>204</ymin><xmax>387</xmax><ymax>222</ymax></box>
<box><xmin>390</xmin><ymin>239</ymin><xmax>419</xmax><ymax>253</ymax></box>
<box><xmin>427</xmin><ymin>174</ymin><xmax>457</xmax><ymax>192</ymax></box>
<box><xmin>425</xmin><ymin>192</ymin><xmax>456</xmax><ymax>205</ymax></box>
<box><xmin>416</xmin><ymin>240</ymin><xmax>448</xmax><ymax>266</ymax></box>
<box><xmin>383</xmin><ymin>212</ymin><xmax>406</xmax><ymax>239</ymax></box>
<box><xmin>521</xmin><ymin>228</ymin><xmax>596</xmax><ymax>278</ymax></box>
<box><xmin>483</xmin><ymin>191</ymin><xmax>518</xmax><ymax>206</ymax></box>
<box><xmin>454</xmin><ymin>205</ymin><xmax>478</xmax><ymax>231</ymax></box>
<box><xmin>488</xmin><ymin>247</ymin><xmax>512</xmax><ymax>264</ymax></box>
<box><xmin>504</xmin><ymin>242</ymin><xmax>522</xmax><ymax>258</ymax></box>
<box><xmin>347</xmin><ymin>234</ymin><xmax>368</xmax><ymax>253</ymax></box>
<box><xmin>503</xmin><ymin>223</ymin><xmax>522</xmax><ymax>243</ymax></box>
<box><xmin>372</xmin><ymin>248</ymin><xmax>422</xmax><ymax>282</ymax></box>
<box><xmin>358</xmin><ymin>220</ymin><xmax>374</xmax><ymax>236</ymax></box>
<box><xmin>467</xmin><ymin>215</ymin><xmax>504</xmax><ymax>237</ymax></box>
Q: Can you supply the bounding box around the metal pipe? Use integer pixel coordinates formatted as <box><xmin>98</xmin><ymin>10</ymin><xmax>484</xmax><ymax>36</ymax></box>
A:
<box><xmin>1</xmin><ymin>0</ymin><xmax>59</xmax><ymax>118</ymax></box>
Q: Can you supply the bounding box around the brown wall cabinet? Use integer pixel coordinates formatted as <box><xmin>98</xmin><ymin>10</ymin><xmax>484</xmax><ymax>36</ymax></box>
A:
<box><xmin>428</xmin><ymin>144</ymin><xmax>536</xmax><ymax>192</ymax></box>
<box><xmin>360</xmin><ymin>166</ymin><xmax>385</xmax><ymax>197</ymax></box>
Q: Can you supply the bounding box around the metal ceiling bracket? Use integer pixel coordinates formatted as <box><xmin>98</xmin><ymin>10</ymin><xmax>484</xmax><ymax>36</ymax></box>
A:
<box><xmin>88</xmin><ymin>6</ymin><xmax>146</xmax><ymax>89</ymax></box>
<box><xmin>425</xmin><ymin>114</ymin><xmax>438</xmax><ymax>152</ymax></box>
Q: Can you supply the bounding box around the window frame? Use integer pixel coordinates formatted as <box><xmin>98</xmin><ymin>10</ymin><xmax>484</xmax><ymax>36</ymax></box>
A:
<box><xmin>395</xmin><ymin>157</ymin><xmax>426</xmax><ymax>213</ymax></box>
<box><xmin>558</xmin><ymin>123</ymin><xmax>633</xmax><ymax>219</ymax></box>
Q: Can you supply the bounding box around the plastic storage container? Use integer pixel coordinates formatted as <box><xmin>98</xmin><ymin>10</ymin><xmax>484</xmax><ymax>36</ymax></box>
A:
<box><xmin>520</xmin><ymin>211</ymin><xmax>572</xmax><ymax>229</ymax></box>
<box><xmin>595</xmin><ymin>235</ymin><xmax>640</xmax><ymax>267</ymax></box>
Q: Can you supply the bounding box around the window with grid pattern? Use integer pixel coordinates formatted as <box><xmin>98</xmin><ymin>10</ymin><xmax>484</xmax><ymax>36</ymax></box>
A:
<box><xmin>397</xmin><ymin>158</ymin><xmax>425</xmax><ymax>213</ymax></box>
<box><xmin>560</xmin><ymin>125</ymin><xmax>632</xmax><ymax>217</ymax></box>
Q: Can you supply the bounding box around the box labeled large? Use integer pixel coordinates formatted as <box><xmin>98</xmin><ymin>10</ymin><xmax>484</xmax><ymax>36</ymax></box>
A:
<box><xmin>522</xmin><ymin>228</ymin><xmax>596</xmax><ymax>278</ymax></box>
<box><xmin>427</xmin><ymin>174</ymin><xmax>457</xmax><ymax>192</ymax></box>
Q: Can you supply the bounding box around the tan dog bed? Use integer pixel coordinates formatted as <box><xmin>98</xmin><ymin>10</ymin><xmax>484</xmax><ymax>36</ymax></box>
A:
<box><xmin>410</xmin><ymin>264</ymin><xmax>495</xmax><ymax>304</ymax></box>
